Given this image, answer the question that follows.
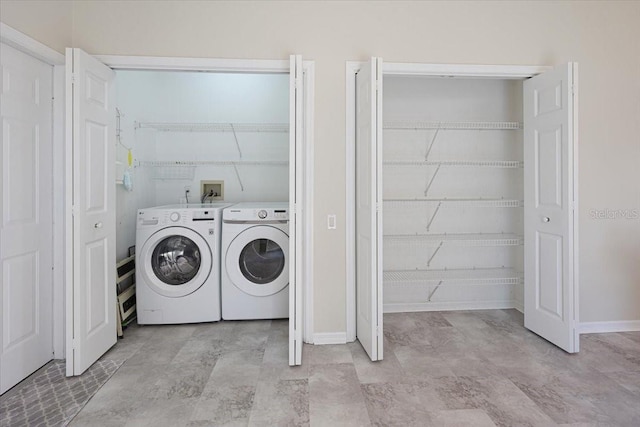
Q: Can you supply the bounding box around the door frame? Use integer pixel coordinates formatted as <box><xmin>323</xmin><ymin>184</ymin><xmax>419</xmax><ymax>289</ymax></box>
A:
<box><xmin>87</xmin><ymin>54</ymin><xmax>316</xmax><ymax>346</ymax></box>
<box><xmin>344</xmin><ymin>61</ymin><xmax>578</xmax><ymax>342</ymax></box>
<box><xmin>0</xmin><ymin>23</ymin><xmax>66</xmax><ymax>359</ymax></box>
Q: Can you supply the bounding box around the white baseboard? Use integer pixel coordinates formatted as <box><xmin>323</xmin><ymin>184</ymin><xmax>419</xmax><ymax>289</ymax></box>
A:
<box><xmin>384</xmin><ymin>300</ymin><xmax>517</xmax><ymax>313</ymax></box>
<box><xmin>579</xmin><ymin>320</ymin><xmax>640</xmax><ymax>334</ymax></box>
<box><xmin>513</xmin><ymin>301</ymin><xmax>524</xmax><ymax>314</ymax></box>
<box><xmin>313</xmin><ymin>332</ymin><xmax>347</xmax><ymax>345</ymax></box>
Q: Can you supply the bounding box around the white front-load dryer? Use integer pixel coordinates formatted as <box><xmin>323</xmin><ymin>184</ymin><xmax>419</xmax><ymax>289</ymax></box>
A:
<box><xmin>136</xmin><ymin>203</ymin><xmax>233</xmax><ymax>324</ymax></box>
<box><xmin>221</xmin><ymin>202</ymin><xmax>289</xmax><ymax>320</ymax></box>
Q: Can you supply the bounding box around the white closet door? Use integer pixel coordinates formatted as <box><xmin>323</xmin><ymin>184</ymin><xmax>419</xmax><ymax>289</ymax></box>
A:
<box><xmin>1</xmin><ymin>43</ymin><xmax>54</xmax><ymax>394</ymax></box>
<box><xmin>523</xmin><ymin>63</ymin><xmax>578</xmax><ymax>353</ymax></box>
<box><xmin>356</xmin><ymin>57</ymin><xmax>383</xmax><ymax>361</ymax></box>
<box><xmin>289</xmin><ymin>54</ymin><xmax>303</xmax><ymax>366</ymax></box>
<box><xmin>66</xmin><ymin>48</ymin><xmax>117</xmax><ymax>375</ymax></box>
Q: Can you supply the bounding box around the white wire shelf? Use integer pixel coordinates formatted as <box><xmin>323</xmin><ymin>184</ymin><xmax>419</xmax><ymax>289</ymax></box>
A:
<box><xmin>383</xmin><ymin>160</ymin><xmax>523</xmax><ymax>168</ymax></box>
<box><xmin>140</xmin><ymin>160</ymin><xmax>288</xmax><ymax>167</ymax></box>
<box><xmin>383</xmin><ymin>198</ymin><xmax>524</xmax><ymax>208</ymax></box>
<box><xmin>383</xmin><ymin>268</ymin><xmax>524</xmax><ymax>285</ymax></box>
<box><xmin>139</xmin><ymin>160</ymin><xmax>288</xmax><ymax>185</ymax></box>
<box><xmin>134</xmin><ymin>122</ymin><xmax>289</xmax><ymax>133</ymax></box>
<box><xmin>383</xmin><ymin>121</ymin><xmax>522</xmax><ymax>130</ymax></box>
<box><xmin>384</xmin><ymin>233</ymin><xmax>524</xmax><ymax>247</ymax></box>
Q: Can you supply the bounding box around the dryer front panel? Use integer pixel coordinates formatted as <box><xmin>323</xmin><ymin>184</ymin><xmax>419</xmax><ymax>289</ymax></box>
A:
<box><xmin>226</xmin><ymin>225</ymin><xmax>289</xmax><ymax>297</ymax></box>
<box><xmin>140</xmin><ymin>227</ymin><xmax>212</xmax><ymax>298</ymax></box>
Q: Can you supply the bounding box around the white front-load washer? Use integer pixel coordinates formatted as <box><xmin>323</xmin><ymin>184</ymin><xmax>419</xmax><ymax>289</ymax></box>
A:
<box><xmin>221</xmin><ymin>202</ymin><xmax>289</xmax><ymax>320</ymax></box>
<box><xmin>136</xmin><ymin>203</ymin><xmax>233</xmax><ymax>324</ymax></box>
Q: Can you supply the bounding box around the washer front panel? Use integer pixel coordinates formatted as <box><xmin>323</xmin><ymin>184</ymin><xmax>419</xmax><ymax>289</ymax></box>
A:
<box><xmin>225</xmin><ymin>225</ymin><xmax>289</xmax><ymax>296</ymax></box>
<box><xmin>140</xmin><ymin>226</ymin><xmax>212</xmax><ymax>298</ymax></box>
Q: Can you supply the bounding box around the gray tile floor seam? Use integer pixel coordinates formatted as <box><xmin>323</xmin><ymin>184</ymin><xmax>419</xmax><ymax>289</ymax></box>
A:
<box><xmin>2</xmin><ymin>313</ymin><xmax>640</xmax><ymax>426</ymax></box>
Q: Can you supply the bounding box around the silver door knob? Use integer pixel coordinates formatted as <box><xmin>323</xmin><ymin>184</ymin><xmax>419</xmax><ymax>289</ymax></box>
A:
<box><xmin>94</xmin><ymin>222</ymin><xmax>103</xmax><ymax>229</ymax></box>
<box><xmin>542</xmin><ymin>217</ymin><xmax>550</xmax><ymax>223</ymax></box>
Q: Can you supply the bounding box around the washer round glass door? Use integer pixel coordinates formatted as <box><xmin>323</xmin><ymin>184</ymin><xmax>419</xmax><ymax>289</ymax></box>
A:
<box><xmin>225</xmin><ymin>225</ymin><xmax>289</xmax><ymax>297</ymax></box>
<box><xmin>140</xmin><ymin>227</ymin><xmax>212</xmax><ymax>298</ymax></box>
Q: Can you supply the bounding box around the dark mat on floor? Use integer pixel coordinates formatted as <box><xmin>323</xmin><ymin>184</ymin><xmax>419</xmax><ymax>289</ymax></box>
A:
<box><xmin>0</xmin><ymin>359</ymin><xmax>123</xmax><ymax>427</ymax></box>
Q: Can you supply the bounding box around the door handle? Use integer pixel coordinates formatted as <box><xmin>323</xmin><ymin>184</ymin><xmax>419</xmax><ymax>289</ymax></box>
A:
<box><xmin>94</xmin><ymin>222</ymin><xmax>103</xmax><ymax>229</ymax></box>
<box><xmin>542</xmin><ymin>217</ymin><xmax>550</xmax><ymax>223</ymax></box>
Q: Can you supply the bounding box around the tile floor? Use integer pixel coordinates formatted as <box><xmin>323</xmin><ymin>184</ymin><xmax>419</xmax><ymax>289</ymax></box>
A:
<box><xmin>62</xmin><ymin>309</ymin><xmax>640</xmax><ymax>426</ymax></box>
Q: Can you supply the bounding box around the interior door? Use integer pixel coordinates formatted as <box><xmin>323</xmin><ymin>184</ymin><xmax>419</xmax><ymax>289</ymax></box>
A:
<box><xmin>288</xmin><ymin>54</ymin><xmax>303</xmax><ymax>366</ymax></box>
<box><xmin>65</xmin><ymin>48</ymin><xmax>117</xmax><ymax>375</ymax></box>
<box><xmin>0</xmin><ymin>43</ymin><xmax>54</xmax><ymax>394</ymax></box>
<box><xmin>355</xmin><ymin>57</ymin><xmax>383</xmax><ymax>361</ymax></box>
<box><xmin>523</xmin><ymin>63</ymin><xmax>578</xmax><ymax>353</ymax></box>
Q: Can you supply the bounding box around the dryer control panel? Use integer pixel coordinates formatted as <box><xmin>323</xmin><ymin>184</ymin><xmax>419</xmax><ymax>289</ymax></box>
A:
<box><xmin>223</xmin><ymin>202</ymin><xmax>289</xmax><ymax>222</ymax></box>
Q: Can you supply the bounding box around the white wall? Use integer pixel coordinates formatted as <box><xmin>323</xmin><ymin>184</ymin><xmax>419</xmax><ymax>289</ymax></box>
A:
<box><xmin>114</xmin><ymin>70</ymin><xmax>289</xmax><ymax>260</ymax></box>
<box><xmin>2</xmin><ymin>1</ymin><xmax>639</xmax><ymax>331</ymax></box>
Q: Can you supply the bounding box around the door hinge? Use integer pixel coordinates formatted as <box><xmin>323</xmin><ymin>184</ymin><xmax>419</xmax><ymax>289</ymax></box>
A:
<box><xmin>70</xmin><ymin>73</ymin><xmax>76</xmax><ymax>84</ymax></box>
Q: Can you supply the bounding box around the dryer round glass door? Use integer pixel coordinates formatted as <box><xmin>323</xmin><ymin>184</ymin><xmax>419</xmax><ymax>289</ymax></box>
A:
<box><xmin>140</xmin><ymin>226</ymin><xmax>212</xmax><ymax>298</ymax></box>
<box><xmin>225</xmin><ymin>225</ymin><xmax>289</xmax><ymax>297</ymax></box>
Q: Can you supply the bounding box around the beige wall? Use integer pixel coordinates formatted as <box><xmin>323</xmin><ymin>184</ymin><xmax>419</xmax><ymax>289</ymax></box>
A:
<box><xmin>2</xmin><ymin>1</ymin><xmax>639</xmax><ymax>332</ymax></box>
<box><xmin>0</xmin><ymin>1</ymin><xmax>73</xmax><ymax>53</ymax></box>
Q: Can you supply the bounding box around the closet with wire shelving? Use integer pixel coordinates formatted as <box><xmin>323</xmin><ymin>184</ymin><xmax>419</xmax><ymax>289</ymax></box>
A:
<box><xmin>382</xmin><ymin>76</ymin><xmax>525</xmax><ymax>312</ymax></box>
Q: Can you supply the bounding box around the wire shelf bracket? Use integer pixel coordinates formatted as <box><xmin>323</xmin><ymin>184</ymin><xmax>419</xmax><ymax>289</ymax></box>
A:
<box><xmin>426</xmin><ymin>201</ymin><xmax>442</xmax><ymax>232</ymax></box>
<box><xmin>425</xmin><ymin>126</ymin><xmax>440</xmax><ymax>160</ymax></box>
<box><xmin>424</xmin><ymin>164</ymin><xmax>441</xmax><ymax>197</ymax></box>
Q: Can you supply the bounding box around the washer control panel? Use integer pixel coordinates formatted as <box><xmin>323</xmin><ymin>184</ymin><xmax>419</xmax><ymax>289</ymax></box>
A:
<box><xmin>138</xmin><ymin>207</ymin><xmax>218</xmax><ymax>227</ymax></box>
<box><xmin>258</xmin><ymin>210</ymin><xmax>268</xmax><ymax>219</ymax></box>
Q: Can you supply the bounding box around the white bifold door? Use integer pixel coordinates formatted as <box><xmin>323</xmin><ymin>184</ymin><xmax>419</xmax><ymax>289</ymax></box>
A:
<box><xmin>289</xmin><ymin>54</ymin><xmax>304</xmax><ymax>366</ymax></box>
<box><xmin>355</xmin><ymin>58</ymin><xmax>578</xmax><ymax>360</ymax></box>
<box><xmin>65</xmin><ymin>48</ymin><xmax>117</xmax><ymax>376</ymax></box>
<box><xmin>523</xmin><ymin>63</ymin><xmax>579</xmax><ymax>353</ymax></box>
<box><xmin>355</xmin><ymin>57</ymin><xmax>383</xmax><ymax>361</ymax></box>
<box><xmin>1</xmin><ymin>43</ymin><xmax>54</xmax><ymax>394</ymax></box>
